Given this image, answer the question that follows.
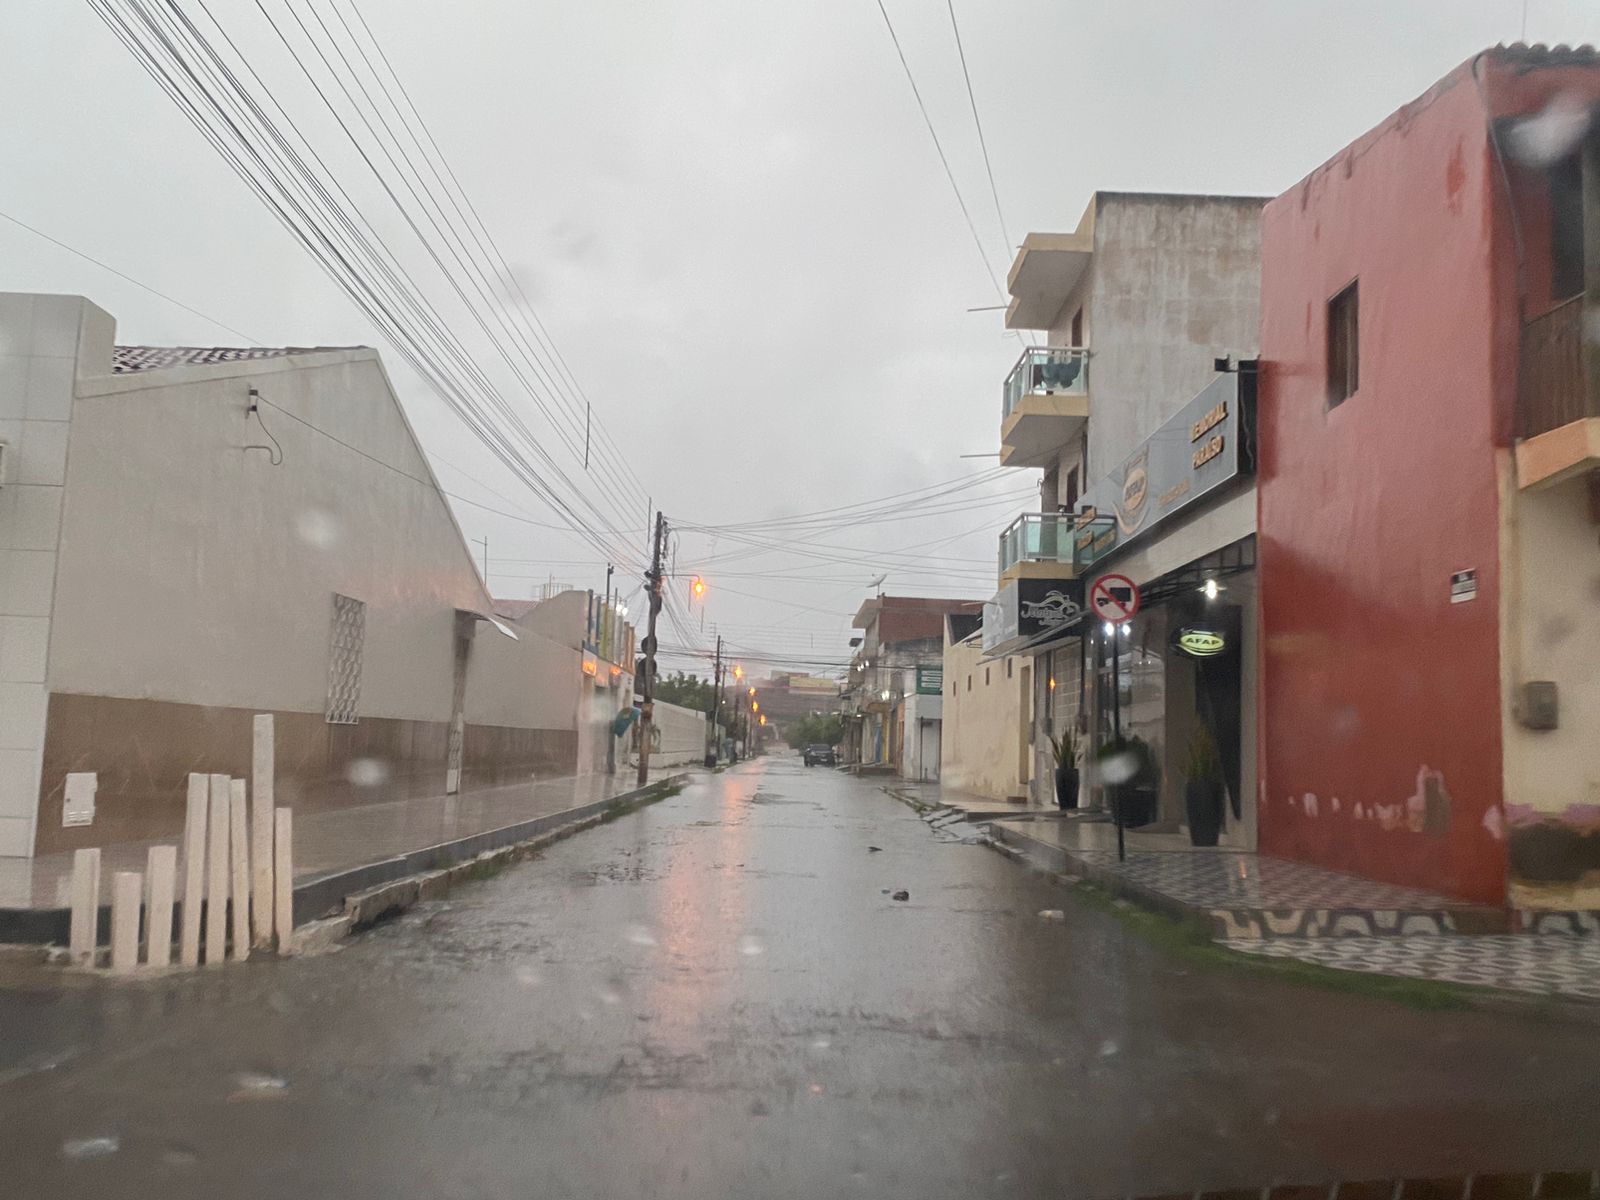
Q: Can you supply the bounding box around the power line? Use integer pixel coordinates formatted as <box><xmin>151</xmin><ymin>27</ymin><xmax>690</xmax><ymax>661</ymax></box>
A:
<box><xmin>871</xmin><ymin>0</ymin><xmax>1010</xmax><ymax>308</ymax></box>
<box><xmin>93</xmin><ymin>0</ymin><xmax>646</xmax><ymax>574</ymax></box>
<box><xmin>945</xmin><ymin>0</ymin><xmax>1011</xmax><ymax>256</ymax></box>
<box><xmin>339</xmin><ymin>0</ymin><xmax>651</xmax><ymax>515</ymax></box>
<box><xmin>0</xmin><ymin>207</ymin><xmax>260</xmax><ymax>344</ymax></box>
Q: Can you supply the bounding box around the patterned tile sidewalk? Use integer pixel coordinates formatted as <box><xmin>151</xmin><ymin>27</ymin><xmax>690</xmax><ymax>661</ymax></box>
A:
<box><xmin>1231</xmin><ymin>936</ymin><xmax>1600</xmax><ymax>1002</ymax></box>
<box><xmin>985</xmin><ymin>819</ymin><xmax>1505</xmax><ymax>938</ymax></box>
<box><xmin>1062</xmin><ymin>845</ymin><xmax>1460</xmax><ymax>910</ymax></box>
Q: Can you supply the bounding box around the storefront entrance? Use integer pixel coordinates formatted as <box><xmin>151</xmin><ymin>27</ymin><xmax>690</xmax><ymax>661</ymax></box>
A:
<box><xmin>1024</xmin><ymin>538</ymin><xmax>1257</xmax><ymax>847</ymax></box>
<box><xmin>1086</xmin><ymin>539</ymin><xmax>1256</xmax><ymax>848</ymax></box>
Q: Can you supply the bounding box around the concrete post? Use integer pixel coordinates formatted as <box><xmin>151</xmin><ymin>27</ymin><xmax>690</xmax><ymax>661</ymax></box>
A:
<box><xmin>229</xmin><ymin>780</ymin><xmax>250</xmax><ymax>962</ymax></box>
<box><xmin>273</xmin><ymin>807</ymin><xmax>293</xmax><ymax>954</ymax></box>
<box><xmin>179</xmin><ymin>774</ymin><xmax>207</xmax><ymax>967</ymax></box>
<box><xmin>205</xmin><ymin>774</ymin><xmax>229</xmax><ymax>965</ymax></box>
<box><xmin>68</xmin><ymin>847</ymin><xmax>101</xmax><ymax>966</ymax></box>
<box><xmin>251</xmin><ymin>714</ymin><xmax>275</xmax><ymax>947</ymax></box>
<box><xmin>109</xmin><ymin>871</ymin><xmax>141</xmax><ymax>974</ymax></box>
<box><xmin>145</xmin><ymin>845</ymin><xmax>176</xmax><ymax>968</ymax></box>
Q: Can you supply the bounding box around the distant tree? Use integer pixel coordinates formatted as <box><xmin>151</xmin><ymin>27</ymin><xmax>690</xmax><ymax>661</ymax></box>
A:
<box><xmin>653</xmin><ymin>671</ymin><xmax>715</xmax><ymax>714</ymax></box>
<box><xmin>785</xmin><ymin>712</ymin><xmax>843</xmax><ymax>750</ymax></box>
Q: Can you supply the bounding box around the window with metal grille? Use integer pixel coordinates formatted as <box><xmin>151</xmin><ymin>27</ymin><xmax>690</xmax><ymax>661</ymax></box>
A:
<box><xmin>326</xmin><ymin>592</ymin><xmax>366</xmax><ymax>724</ymax></box>
<box><xmin>1327</xmin><ymin>280</ymin><xmax>1359</xmax><ymax>408</ymax></box>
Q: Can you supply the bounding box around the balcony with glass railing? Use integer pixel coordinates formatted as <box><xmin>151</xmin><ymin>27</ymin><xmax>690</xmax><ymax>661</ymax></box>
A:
<box><xmin>1000</xmin><ymin>347</ymin><xmax>1090</xmax><ymax>469</ymax></box>
<box><xmin>996</xmin><ymin>510</ymin><xmax>1116</xmax><ymax>584</ymax></box>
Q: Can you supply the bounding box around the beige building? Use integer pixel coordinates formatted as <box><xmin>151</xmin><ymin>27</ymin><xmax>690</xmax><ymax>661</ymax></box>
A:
<box><xmin>939</xmin><ymin>613</ymin><xmax>1028</xmax><ymax>802</ymax></box>
<box><xmin>0</xmin><ymin>292</ymin><xmax>634</xmax><ymax>858</ymax></box>
<box><xmin>983</xmin><ymin>193</ymin><xmax>1264</xmax><ymax>844</ymax></box>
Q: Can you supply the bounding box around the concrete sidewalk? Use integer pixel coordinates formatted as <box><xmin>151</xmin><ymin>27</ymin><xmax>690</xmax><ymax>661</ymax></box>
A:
<box><xmin>0</xmin><ymin>768</ymin><xmax>691</xmax><ymax>943</ymax></box>
<box><xmin>881</xmin><ymin>779</ymin><xmax>1050</xmax><ymax>821</ymax></box>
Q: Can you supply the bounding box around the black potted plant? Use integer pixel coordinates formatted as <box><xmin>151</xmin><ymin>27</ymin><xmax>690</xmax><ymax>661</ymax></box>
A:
<box><xmin>1093</xmin><ymin>735</ymin><xmax>1127</xmax><ymax>819</ymax></box>
<box><xmin>1048</xmin><ymin>726</ymin><xmax>1081</xmax><ymax>810</ymax></box>
<box><xmin>1182</xmin><ymin>726</ymin><xmax>1226</xmax><ymax>847</ymax></box>
<box><xmin>1119</xmin><ymin>734</ymin><xmax>1161</xmax><ymax>828</ymax></box>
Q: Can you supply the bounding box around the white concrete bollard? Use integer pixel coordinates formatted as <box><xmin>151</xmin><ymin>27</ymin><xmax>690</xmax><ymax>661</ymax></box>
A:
<box><xmin>145</xmin><ymin>845</ymin><xmax>177</xmax><ymax>968</ymax></box>
<box><xmin>273</xmin><ymin>807</ymin><xmax>293</xmax><ymax>955</ymax></box>
<box><xmin>205</xmin><ymin>774</ymin><xmax>230</xmax><ymax>966</ymax></box>
<box><xmin>251</xmin><ymin>714</ymin><xmax>275</xmax><ymax>947</ymax></box>
<box><xmin>109</xmin><ymin>871</ymin><xmax>142</xmax><ymax>974</ymax></box>
<box><xmin>179</xmin><ymin>774</ymin><xmax>207</xmax><ymax>967</ymax></box>
<box><xmin>68</xmin><ymin>847</ymin><xmax>101</xmax><ymax>967</ymax></box>
<box><xmin>229</xmin><ymin>780</ymin><xmax>250</xmax><ymax>962</ymax></box>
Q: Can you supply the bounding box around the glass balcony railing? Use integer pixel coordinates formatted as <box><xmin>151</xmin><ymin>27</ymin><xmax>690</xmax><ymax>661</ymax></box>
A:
<box><xmin>1002</xmin><ymin>346</ymin><xmax>1089</xmax><ymax>420</ymax></box>
<box><xmin>998</xmin><ymin>512</ymin><xmax>1075</xmax><ymax>574</ymax></box>
<box><xmin>998</xmin><ymin>511</ymin><xmax>1117</xmax><ymax>576</ymax></box>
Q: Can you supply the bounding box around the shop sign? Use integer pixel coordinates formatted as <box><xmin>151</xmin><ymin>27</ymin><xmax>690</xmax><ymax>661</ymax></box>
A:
<box><xmin>1074</xmin><ymin>372</ymin><xmax>1253</xmax><ymax>560</ymax></box>
<box><xmin>1172</xmin><ymin>626</ymin><xmax>1228</xmax><ymax>659</ymax></box>
<box><xmin>916</xmin><ymin>665</ymin><xmax>943</xmax><ymax>694</ymax></box>
<box><xmin>983</xmin><ymin>577</ymin><xmax>1088</xmax><ymax>656</ymax></box>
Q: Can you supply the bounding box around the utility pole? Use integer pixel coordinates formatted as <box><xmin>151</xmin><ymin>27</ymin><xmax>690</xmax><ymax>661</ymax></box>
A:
<box><xmin>705</xmin><ymin>634</ymin><xmax>723</xmax><ymax>767</ymax></box>
<box><xmin>602</xmin><ymin>563</ymin><xmax>614</xmax><ymax>660</ymax></box>
<box><xmin>637</xmin><ymin>511</ymin><xmax>667</xmax><ymax>787</ymax></box>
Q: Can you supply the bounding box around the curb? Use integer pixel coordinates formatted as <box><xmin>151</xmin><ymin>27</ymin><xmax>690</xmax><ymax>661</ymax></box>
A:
<box><xmin>0</xmin><ymin>773</ymin><xmax>689</xmax><ymax>948</ymax></box>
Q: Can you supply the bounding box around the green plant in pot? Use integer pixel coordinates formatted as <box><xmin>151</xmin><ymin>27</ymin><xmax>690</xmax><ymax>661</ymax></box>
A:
<box><xmin>1048</xmin><ymin>726</ymin><xmax>1081</xmax><ymax>810</ymax></box>
<box><xmin>1182</xmin><ymin>726</ymin><xmax>1226</xmax><ymax>847</ymax></box>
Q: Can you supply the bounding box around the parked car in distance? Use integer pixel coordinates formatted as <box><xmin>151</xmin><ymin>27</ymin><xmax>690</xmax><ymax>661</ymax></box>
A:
<box><xmin>803</xmin><ymin>744</ymin><xmax>837</xmax><ymax>767</ymax></box>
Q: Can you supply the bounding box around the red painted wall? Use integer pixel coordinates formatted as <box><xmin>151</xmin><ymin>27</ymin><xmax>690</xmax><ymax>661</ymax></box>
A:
<box><xmin>1258</xmin><ymin>63</ymin><xmax>1511</xmax><ymax>902</ymax></box>
<box><xmin>1260</xmin><ymin>50</ymin><xmax>1600</xmax><ymax>902</ymax></box>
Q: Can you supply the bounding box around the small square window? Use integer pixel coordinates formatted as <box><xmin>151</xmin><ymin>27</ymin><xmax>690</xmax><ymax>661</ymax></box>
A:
<box><xmin>1006</xmin><ymin>659</ymin><xmax>1014</xmax><ymax>679</ymax></box>
<box><xmin>966</xmin><ymin>675</ymin><xmax>972</xmax><ymax>692</ymax></box>
<box><xmin>985</xmin><ymin>667</ymin><xmax>990</xmax><ymax>686</ymax></box>
<box><xmin>1327</xmin><ymin>280</ymin><xmax>1359</xmax><ymax>408</ymax></box>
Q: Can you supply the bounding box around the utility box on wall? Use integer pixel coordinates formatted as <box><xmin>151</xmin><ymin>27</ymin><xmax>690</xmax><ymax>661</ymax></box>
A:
<box><xmin>1516</xmin><ymin>681</ymin><xmax>1560</xmax><ymax>730</ymax></box>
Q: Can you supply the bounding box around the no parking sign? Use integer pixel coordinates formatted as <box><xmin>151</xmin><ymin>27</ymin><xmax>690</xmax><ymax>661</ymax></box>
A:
<box><xmin>1089</xmin><ymin>573</ymin><xmax>1141</xmax><ymax>624</ymax></box>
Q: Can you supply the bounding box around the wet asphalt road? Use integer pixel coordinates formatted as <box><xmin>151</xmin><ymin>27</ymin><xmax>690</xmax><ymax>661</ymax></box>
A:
<box><xmin>3</xmin><ymin>757</ymin><xmax>1600</xmax><ymax>1199</ymax></box>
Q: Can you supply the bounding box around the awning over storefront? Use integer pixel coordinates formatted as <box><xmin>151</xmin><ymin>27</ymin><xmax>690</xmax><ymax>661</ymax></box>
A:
<box><xmin>982</xmin><ymin>577</ymin><xmax>1089</xmax><ymax>658</ymax></box>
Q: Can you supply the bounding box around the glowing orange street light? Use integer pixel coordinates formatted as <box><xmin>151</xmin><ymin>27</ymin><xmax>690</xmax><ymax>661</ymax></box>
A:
<box><xmin>759</xmin><ymin>714</ymin><xmax>767</xmax><ymax>726</ymax></box>
<box><xmin>733</xmin><ymin>664</ymin><xmax>744</xmax><ymax>681</ymax></box>
<box><xmin>748</xmin><ymin>687</ymin><xmax>756</xmax><ymax>697</ymax></box>
<box><xmin>752</xmin><ymin>701</ymin><xmax>759</xmax><ymax>713</ymax></box>
<box><xmin>691</xmin><ymin>576</ymin><xmax>706</xmax><ymax>599</ymax></box>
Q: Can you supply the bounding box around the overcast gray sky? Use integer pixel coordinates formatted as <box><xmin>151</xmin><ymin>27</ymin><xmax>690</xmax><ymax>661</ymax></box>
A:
<box><xmin>4</xmin><ymin>0</ymin><xmax>1597</xmax><ymax>678</ymax></box>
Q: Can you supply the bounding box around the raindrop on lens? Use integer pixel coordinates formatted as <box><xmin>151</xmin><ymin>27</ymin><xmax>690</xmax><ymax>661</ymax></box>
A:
<box><xmin>294</xmin><ymin>508</ymin><xmax>340</xmax><ymax>549</ymax></box>
<box><xmin>346</xmin><ymin>758</ymin><xmax>390</xmax><ymax>787</ymax></box>
<box><xmin>1100</xmin><ymin>752</ymin><xmax>1137</xmax><ymax>785</ymax></box>
<box><xmin>1506</xmin><ymin>93</ymin><xmax>1591</xmax><ymax>168</ymax></box>
<box><xmin>61</xmin><ymin>1136</ymin><xmax>120</xmax><ymax>1160</ymax></box>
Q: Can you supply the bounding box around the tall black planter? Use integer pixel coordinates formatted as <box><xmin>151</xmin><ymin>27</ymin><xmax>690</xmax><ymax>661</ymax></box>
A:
<box><xmin>1121</xmin><ymin>784</ymin><xmax>1158</xmax><ymax>828</ymax></box>
<box><xmin>1054</xmin><ymin>765</ymin><xmax>1079</xmax><ymax>810</ymax></box>
<box><xmin>1185</xmin><ymin>779</ymin><xmax>1225</xmax><ymax>847</ymax></box>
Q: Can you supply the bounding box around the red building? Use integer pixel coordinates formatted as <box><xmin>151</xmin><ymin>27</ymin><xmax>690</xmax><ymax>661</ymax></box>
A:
<box><xmin>1259</xmin><ymin>45</ymin><xmax>1600</xmax><ymax>908</ymax></box>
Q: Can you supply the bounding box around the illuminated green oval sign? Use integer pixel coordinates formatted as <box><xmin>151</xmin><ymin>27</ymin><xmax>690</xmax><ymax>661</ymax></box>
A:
<box><xmin>1175</xmin><ymin>628</ymin><xmax>1226</xmax><ymax>658</ymax></box>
